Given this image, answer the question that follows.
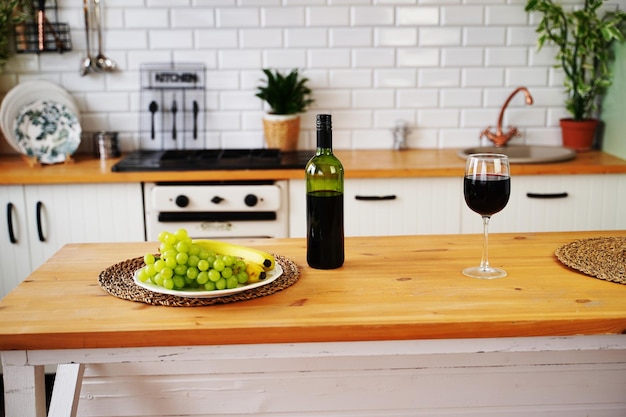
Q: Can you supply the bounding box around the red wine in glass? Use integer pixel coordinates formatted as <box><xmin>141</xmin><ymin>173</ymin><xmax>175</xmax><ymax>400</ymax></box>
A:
<box><xmin>464</xmin><ymin>174</ymin><xmax>510</xmax><ymax>217</ymax></box>
<box><xmin>462</xmin><ymin>154</ymin><xmax>511</xmax><ymax>279</ymax></box>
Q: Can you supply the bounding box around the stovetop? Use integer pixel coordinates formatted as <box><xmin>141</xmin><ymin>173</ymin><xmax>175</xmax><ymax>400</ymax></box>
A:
<box><xmin>111</xmin><ymin>149</ymin><xmax>314</xmax><ymax>172</ymax></box>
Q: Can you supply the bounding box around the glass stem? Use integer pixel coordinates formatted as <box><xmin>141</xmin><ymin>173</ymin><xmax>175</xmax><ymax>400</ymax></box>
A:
<box><xmin>480</xmin><ymin>215</ymin><xmax>491</xmax><ymax>271</ymax></box>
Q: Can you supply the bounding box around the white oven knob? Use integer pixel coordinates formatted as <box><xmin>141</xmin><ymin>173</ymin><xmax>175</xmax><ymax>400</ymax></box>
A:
<box><xmin>244</xmin><ymin>194</ymin><xmax>258</xmax><ymax>207</ymax></box>
<box><xmin>175</xmin><ymin>195</ymin><xmax>189</xmax><ymax>208</ymax></box>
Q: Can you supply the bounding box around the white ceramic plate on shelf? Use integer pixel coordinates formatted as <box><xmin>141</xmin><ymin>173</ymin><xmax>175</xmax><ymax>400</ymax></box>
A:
<box><xmin>14</xmin><ymin>99</ymin><xmax>82</xmax><ymax>164</ymax></box>
<box><xmin>133</xmin><ymin>263</ymin><xmax>283</xmax><ymax>298</ymax></box>
<box><xmin>0</xmin><ymin>80</ymin><xmax>79</xmax><ymax>153</ymax></box>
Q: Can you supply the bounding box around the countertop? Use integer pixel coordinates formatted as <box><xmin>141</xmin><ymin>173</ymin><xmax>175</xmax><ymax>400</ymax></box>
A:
<box><xmin>2</xmin><ymin>149</ymin><xmax>626</xmax><ymax>185</ymax></box>
<box><xmin>1</xmin><ymin>231</ymin><xmax>625</xmax><ymax>351</ymax></box>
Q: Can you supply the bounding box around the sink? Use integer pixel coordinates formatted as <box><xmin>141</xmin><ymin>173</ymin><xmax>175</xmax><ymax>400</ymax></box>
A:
<box><xmin>458</xmin><ymin>145</ymin><xmax>576</xmax><ymax>164</ymax></box>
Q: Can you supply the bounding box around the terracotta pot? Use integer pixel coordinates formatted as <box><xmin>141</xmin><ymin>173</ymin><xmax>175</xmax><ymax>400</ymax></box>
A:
<box><xmin>262</xmin><ymin>114</ymin><xmax>300</xmax><ymax>151</ymax></box>
<box><xmin>559</xmin><ymin>118</ymin><xmax>599</xmax><ymax>152</ymax></box>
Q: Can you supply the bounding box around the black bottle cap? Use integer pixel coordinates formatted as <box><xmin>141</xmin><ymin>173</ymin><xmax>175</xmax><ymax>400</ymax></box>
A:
<box><xmin>316</xmin><ymin>114</ymin><xmax>332</xmax><ymax>130</ymax></box>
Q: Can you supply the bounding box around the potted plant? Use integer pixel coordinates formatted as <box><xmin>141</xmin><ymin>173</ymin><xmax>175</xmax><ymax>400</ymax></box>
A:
<box><xmin>255</xmin><ymin>68</ymin><xmax>314</xmax><ymax>151</ymax></box>
<box><xmin>0</xmin><ymin>0</ymin><xmax>32</xmax><ymax>74</ymax></box>
<box><xmin>525</xmin><ymin>0</ymin><xmax>626</xmax><ymax>151</ymax></box>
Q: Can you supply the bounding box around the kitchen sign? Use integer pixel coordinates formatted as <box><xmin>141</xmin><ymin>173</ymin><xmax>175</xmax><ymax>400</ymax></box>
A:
<box><xmin>140</xmin><ymin>63</ymin><xmax>206</xmax><ymax>89</ymax></box>
<box><xmin>139</xmin><ymin>63</ymin><xmax>206</xmax><ymax>149</ymax></box>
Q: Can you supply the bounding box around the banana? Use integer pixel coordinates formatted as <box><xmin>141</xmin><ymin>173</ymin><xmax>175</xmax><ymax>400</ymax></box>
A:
<box><xmin>193</xmin><ymin>239</ymin><xmax>275</xmax><ymax>271</ymax></box>
<box><xmin>245</xmin><ymin>262</ymin><xmax>267</xmax><ymax>283</ymax></box>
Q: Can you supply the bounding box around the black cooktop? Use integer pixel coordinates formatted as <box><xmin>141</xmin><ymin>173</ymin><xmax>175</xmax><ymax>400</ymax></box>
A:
<box><xmin>111</xmin><ymin>149</ymin><xmax>314</xmax><ymax>172</ymax></box>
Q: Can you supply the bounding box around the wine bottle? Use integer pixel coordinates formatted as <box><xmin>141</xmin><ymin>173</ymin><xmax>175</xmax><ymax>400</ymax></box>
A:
<box><xmin>305</xmin><ymin>114</ymin><xmax>344</xmax><ymax>269</ymax></box>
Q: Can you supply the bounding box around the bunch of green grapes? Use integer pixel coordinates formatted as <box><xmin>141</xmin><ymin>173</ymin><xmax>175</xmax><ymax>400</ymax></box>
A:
<box><xmin>136</xmin><ymin>228</ymin><xmax>249</xmax><ymax>291</ymax></box>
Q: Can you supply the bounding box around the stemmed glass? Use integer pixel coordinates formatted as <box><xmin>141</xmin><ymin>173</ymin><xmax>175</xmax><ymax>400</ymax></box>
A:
<box><xmin>462</xmin><ymin>154</ymin><xmax>511</xmax><ymax>279</ymax></box>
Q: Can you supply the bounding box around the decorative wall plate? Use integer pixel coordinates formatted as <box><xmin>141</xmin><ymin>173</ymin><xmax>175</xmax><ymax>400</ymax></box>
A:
<box><xmin>0</xmin><ymin>80</ymin><xmax>79</xmax><ymax>154</ymax></box>
<box><xmin>14</xmin><ymin>99</ymin><xmax>81</xmax><ymax>164</ymax></box>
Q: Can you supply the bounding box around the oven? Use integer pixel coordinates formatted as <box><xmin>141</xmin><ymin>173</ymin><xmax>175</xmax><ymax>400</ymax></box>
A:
<box><xmin>144</xmin><ymin>180</ymin><xmax>289</xmax><ymax>240</ymax></box>
<box><xmin>112</xmin><ymin>148</ymin><xmax>312</xmax><ymax>240</ymax></box>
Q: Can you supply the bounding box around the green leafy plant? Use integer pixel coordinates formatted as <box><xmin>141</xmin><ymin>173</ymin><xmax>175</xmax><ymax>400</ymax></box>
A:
<box><xmin>255</xmin><ymin>68</ymin><xmax>314</xmax><ymax>115</ymax></box>
<box><xmin>526</xmin><ymin>0</ymin><xmax>626</xmax><ymax>120</ymax></box>
<box><xmin>0</xmin><ymin>0</ymin><xmax>34</xmax><ymax>74</ymax></box>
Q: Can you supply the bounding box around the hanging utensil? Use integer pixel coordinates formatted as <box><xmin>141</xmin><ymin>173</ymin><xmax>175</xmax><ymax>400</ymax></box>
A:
<box><xmin>192</xmin><ymin>100</ymin><xmax>199</xmax><ymax>140</ymax></box>
<box><xmin>36</xmin><ymin>1</ymin><xmax>64</xmax><ymax>52</ymax></box>
<box><xmin>149</xmin><ymin>101</ymin><xmax>158</xmax><ymax>140</ymax></box>
<box><xmin>37</xmin><ymin>0</ymin><xmax>46</xmax><ymax>51</ymax></box>
<box><xmin>93</xmin><ymin>0</ymin><xmax>117</xmax><ymax>72</ymax></box>
<box><xmin>80</xmin><ymin>0</ymin><xmax>96</xmax><ymax>75</ymax></box>
<box><xmin>44</xmin><ymin>16</ymin><xmax>65</xmax><ymax>52</ymax></box>
<box><xmin>171</xmin><ymin>100</ymin><xmax>177</xmax><ymax>140</ymax></box>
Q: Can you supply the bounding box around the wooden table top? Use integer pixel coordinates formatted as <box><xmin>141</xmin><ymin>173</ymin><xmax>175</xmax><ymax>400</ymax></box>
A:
<box><xmin>1</xmin><ymin>231</ymin><xmax>625</xmax><ymax>351</ymax></box>
<box><xmin>2</xmin><ymin>149</ymin><xmax>626</xmax><ymax>185</ymax></box>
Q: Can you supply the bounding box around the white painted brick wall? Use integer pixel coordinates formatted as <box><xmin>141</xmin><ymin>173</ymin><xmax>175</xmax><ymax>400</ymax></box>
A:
<box><xmin>0</xmin><ymin>0</ymin><xmax>625</xmax><ymax>153</ymax></box>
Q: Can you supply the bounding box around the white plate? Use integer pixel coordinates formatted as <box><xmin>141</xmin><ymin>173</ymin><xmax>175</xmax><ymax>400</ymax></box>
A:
<box><xmin>0</xmin><ymin>80</ymin><xmax>79</xmax><ymax>153</ymax></box>
<box><xmin>14</xmin><ymin>99</ymin><xmax>81</xmax><ymax>164</ymax></box>
<box><xmin>133</xmin><ymin>263</ymin><xmax>283</xmax><ymax>298</ymax></box>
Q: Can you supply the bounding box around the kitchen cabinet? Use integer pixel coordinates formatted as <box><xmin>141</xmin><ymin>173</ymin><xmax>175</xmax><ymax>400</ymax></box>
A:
<box><xmin>289</xmin><ymin>178</ymin><xmax>462</xmax><ymax>237</ymax></box>
<box><xmin>461</xmin><ymin>174</ymin><xmax>626</xmax><ymax>234</ymax></box>
<box><xmin>0</xmin><ymin>183</ymin><xmax>145</xmax><ymax>299</ymax></box>
<box><xmin>290</xmin><ymin>174</ymin><xmax>626</xmax><ymax>238</ymax></box>
<box><xmin>0</xmin><ymin>186</ymin><xmax>31</xmax><ymax>298</ymax></box>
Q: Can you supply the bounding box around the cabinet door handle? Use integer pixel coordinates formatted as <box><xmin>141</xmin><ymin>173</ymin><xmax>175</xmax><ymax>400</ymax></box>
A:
<box><xmin>7</xmin><ymin>203</ymin><xmax>17</xmax><ymax>244</ymax></box>
<box><xmin>526</xmin><ymin>192</ymin><xmax>569</xmax><ymax>199</ymax></box>
<box><xmin>36</xmin><ymin>201</ymin><xmax>46</xmax><ymax>242</ymax></box>
<box><xmin>354</xmin><ymin>195</ymin><xmax>397</xmax><ymax>201</ymax></box>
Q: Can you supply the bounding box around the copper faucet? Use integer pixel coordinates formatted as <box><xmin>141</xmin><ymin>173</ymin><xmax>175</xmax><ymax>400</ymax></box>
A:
<box><xmin>480</xmin><ymin>87</ymin><xmax>534</xmax><ymax>147</ymax></box>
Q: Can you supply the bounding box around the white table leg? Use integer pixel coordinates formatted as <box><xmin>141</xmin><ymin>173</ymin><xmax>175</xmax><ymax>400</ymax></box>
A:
<box><xmin>2</xmin><ymin>350</ymin><xmax>46</xmax><ymax>417</ymax></box>
<box><xmin>47</xmin><ymin>363</ymin><xmax>85</xmax><ymax>417</ymax></box>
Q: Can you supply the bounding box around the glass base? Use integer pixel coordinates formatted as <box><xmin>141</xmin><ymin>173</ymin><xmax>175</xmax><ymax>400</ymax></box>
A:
<box><xmin>462</xmin><ymin>266</ymin><xmax>507</xmax><ymax>279</ymax></box>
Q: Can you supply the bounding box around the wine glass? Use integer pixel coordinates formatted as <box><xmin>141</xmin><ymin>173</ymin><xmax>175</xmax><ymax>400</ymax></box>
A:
<box><xmin>462</xmin><ymin>153</ymin><xmax>511</xmax><ymax>279</ymax></box>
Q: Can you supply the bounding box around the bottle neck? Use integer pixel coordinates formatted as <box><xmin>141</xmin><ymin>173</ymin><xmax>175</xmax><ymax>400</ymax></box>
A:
<box><xmin>316</xmin><ymin>129</ymin><xmax>333</xmax><ymax>152</ymax></box>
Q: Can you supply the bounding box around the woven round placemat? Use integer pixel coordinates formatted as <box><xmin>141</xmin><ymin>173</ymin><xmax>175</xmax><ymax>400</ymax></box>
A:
<box><xmin>555</xmin><ymin>237</ymin><xmax>626</xmax><ymax>285</ymax></box>
<box><xmin>98</xmin><ymin>254</ymin><xmax>300</xmax><ymax>306</ymax></box>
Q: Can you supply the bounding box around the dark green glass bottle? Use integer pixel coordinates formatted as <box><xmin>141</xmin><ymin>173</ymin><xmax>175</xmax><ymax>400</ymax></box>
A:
<box><xmin>305</xmin><ymin>114</ymin><xmax>344</xmax><ymax>269</ymax></box>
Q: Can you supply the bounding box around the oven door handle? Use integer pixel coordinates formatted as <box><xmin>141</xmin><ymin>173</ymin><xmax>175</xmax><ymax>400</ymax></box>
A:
<box><xmin>158</xmin><ymin>212</ymin><xmax>277</xmax><ymax>222</ymax></box>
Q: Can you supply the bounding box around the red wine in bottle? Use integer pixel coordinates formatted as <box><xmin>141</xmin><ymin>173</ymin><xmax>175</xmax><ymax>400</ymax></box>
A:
<box><xmin>305</xmin><ymin>114</ymin><xmax>344</xmax><ymax>269</ymax></box>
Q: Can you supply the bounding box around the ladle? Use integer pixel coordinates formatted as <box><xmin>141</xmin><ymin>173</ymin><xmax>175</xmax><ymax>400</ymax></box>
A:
<box><xmin>80</xmin><ymin>0</ymin><xmax>97</xmax><ymax>76</ymax></box>
<box><xmin>94</xmin><ymin>0</ymin><xmax>117</xmax><ymax>72</ymax></box>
